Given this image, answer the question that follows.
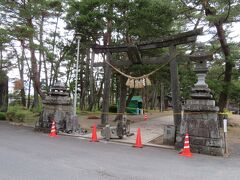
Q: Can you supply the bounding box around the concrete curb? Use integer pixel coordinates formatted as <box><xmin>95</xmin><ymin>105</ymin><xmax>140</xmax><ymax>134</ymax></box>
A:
<box><xmin>58</xmin><ymin>132</ymin><xmax>175</xmax><ymax>150</ymax></box>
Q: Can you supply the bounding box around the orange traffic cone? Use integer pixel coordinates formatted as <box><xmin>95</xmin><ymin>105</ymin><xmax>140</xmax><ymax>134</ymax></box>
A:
<box><xmin>144</xmin><ymin>113</ymin><xmax>148</xmax><ymax>121</ymax></box>
<box><xmin>90</xmin><ymin>124</ymin><xmax>98</xmax><ymax>142</ymax></box>
<box><xmin>179</xmin><ymin>132</ymin><xmax>192</xmax><ymax>157</ymax></box>
<box><xmin>134</xmin><ymin>128</ymin><xmax>143</xmax><ymax>148</ymax></box>
<box><xmin>49</xmin><ymin>120</ymin><xmax>58</xmax><ymax>137</ymax></box>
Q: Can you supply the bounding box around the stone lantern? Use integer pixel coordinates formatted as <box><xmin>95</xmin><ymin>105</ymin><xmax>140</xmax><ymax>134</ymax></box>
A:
<box><xmin>36</xmin><ymin>81</ymin><xmax>77</xmax><ymax>133</ymax></box>
<box><xmin>177</xmin><ymin>51</ymin><xmax>224</xmax><ymax>156</ymax></box>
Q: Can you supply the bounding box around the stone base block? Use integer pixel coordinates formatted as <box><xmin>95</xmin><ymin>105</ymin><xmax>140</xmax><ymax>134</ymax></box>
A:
<box><xmin>188</xmin><ymin>128</ymin><xmax>220</xmax><ymax>139</ymax></box>
<box><xmin>190</xmin><ymin>136</ymin><xmax>223</xmax><ymax>147</ymax></box>
<box><xmin>185</xmin><ymin>99</ymin><xmax>215</xmax><ymax>106</ymax></box>
<box><xmin>190</xmin><ymin>144</ymin><xmax>224</xmax><ymax>156</ymax></box>
<box><xmin>163</xmin><ymin>125</ymin><xmax>175</xmax><ymax>145</ymax></box>
<box><xmin>184</xmin><ymin>104</ymin><xmax>219</xmax><ymax>111</ymax></box>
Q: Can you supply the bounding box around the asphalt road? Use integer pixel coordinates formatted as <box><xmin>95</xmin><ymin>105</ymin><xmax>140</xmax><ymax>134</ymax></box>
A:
<box><xmin>0</xmin><ymin>121</ymin><xmax>239</xmax><ymax>180</ymax></box>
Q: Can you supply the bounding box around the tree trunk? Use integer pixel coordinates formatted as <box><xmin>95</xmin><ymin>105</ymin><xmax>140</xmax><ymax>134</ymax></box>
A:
<box><xmin>14</xmin><ymin>40</ymin><xmax>26</xmax><ymax>107</ymax></box>
<box><xmin>0</xmin><ymin>71</ymin><xmax>8</xmax><ymax>112</ymax></box>
<box><xmin>202</xmin><ymin>0</ymin><xmax>233</xmax><ymax>126</ymax></box>
<box><xmin>79</xmin><ymin>54</ymin><xmax>86</xmax><ymax>111</ymax></box>
<box><xmin>150</xmin><ymin>86</ymin><xmax>158</xmax><ymax>110</ymax></box>
<box><xmin>33</xmin><ymin>88</ymin><xmax>39</xmax><ymax>111</ymax></box>
<box><xmin>160</xmin><ymin>82</ymin><xmax>165</xmax><ymax>112</ymax></box>
<box><xmin>216</xmin><ymin>23</ymin><xmax>232</xmax><ymax>126</ymax></box>
<box><xmin>0</xmin><ymin>43</ymin><xmax>3</xmax><ymax>69</ymax></box>
<box><xmin>27</xmin><ymin>18</ymin><xmax>45</xmax><ymax>100</ymax></box>
<box><xmin>19</xmin><ymin>41</ymin><xmax>26</xmax><ymax>107</ymax></box>
<box><xmin>39</xmin><ymin>14</ymin><xmax>49</xmax><ymax>92</ymax></box>
<box><xmin>49</xmin><ymin>16</ymin><xmax>59</xmax><ymax>87</ymax></box>
<box><xmin>88</xmin><ymin>50</ymin><xmax>95</xmax><ymax>111</ymax></box>
<box><xmin>126</xmin><ymin>89</ymin><xmax>135</xmax><ymax>107</ymax></box>
<box><xmin>27</xmin><ymin>77</ymin><xmax>31</xmax><ymax>109</ymax></box>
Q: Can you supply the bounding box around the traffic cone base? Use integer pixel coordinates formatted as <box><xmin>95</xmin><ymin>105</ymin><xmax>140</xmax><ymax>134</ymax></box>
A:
<box><xmin>179</xmin><ymin>152</ymin><xmax>192</xmax><ymax>157</ymax></box>
<box><xmin>144</xmin><ymin>113</ymin><xmax>148</xmax><ymax>121</ymax></box>
<box><xmin>179</xmin><ymin>133</ymin><xmax>192</xmax><ymax>157</ymax></box>
<box><xmin>134</xmin><ymin>144</ymin><xmax>143</xmax><ymax>148</ymax></box>
<box><xmin>49</xmin><ymin>133</ymin><xmax>58</xmax><ymax>137</ymax></box>
<box><xmin>90</xmin><ymin>124</ymin><xmax>98</xmax><ymax>142</ymax></box>
<box><xmin>133</xmin><ymin>128</ymin><xmax>143</xmax><ymax>148</ymax></box>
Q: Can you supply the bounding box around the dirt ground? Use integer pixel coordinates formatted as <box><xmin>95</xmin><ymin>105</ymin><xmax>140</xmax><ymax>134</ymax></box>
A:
<box><xmin>77</xmin><ymin>111</ymin><xmax>171</xmax><ymax>132</ymax></box>
<box><xmin>227</xmin><ymin>114</ymin><xmax>240</xmax><ymax>155</ymax></box>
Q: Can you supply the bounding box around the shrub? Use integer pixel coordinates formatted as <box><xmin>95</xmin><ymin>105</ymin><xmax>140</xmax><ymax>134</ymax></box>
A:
<box><xmin>6</xmin><ymin>111</ymin><xmax>16</xmax><ymax>121</ymax></box>
<box><xmin>15</xmin><ymin>113</ymin><xmax>25</xmax><ymax>123</ymax></box>
<box><xmin>6</xmin><ymin>105</ymin><xmax>38</xmax><ymax>124</ymax></box>
<box><xmin>109</xmin><ymin>105</ymin><xmax>117</xmax><ymax>113</ymax></box>
<box><xmin>6</xmin><ymin>109</ymin><xmax>25</xmax><ymax>123</ymax></box>
<box><xmin>0</xmin><ymin>112</ymin><xmax>6</xmax><ymax>120</ymax></box>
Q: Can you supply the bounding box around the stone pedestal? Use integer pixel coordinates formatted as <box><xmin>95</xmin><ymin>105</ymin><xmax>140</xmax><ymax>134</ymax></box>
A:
<box><xmin>176</xmin><ymin>51</ymin><xmax>224</xmax><ymax>156</ymax></box>
<box><xmin>182</xmin><ymin>99</ymin><xmax>224</xmax><ymax>156</ymax></box>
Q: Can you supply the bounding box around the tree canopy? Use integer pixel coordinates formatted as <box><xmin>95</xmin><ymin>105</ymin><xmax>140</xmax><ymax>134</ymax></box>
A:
<box><xmin>0</xmin><ymin>0</ymin><xmax>239</xmax><ymax>114</ymax></box>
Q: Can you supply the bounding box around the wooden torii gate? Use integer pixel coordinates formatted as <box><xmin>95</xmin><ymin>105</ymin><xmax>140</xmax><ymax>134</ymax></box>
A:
<box><xmin>92</xmin><ymin>28</ymin><xmax>203</xmax><ymax>133</ymax></box>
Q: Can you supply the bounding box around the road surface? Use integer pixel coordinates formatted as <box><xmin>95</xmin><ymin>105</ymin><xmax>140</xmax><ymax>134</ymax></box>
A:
<box><xmin>0</xmin><ymin>121</ymin><xmax>239</xmax><ymax>180</ymax></box>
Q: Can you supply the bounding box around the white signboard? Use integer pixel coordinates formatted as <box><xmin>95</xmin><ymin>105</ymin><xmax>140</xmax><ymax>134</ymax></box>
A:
<box><xmin>223</xmin><ymin>119</ymin><xmax>228</xmax><ymax>133</ymax></box>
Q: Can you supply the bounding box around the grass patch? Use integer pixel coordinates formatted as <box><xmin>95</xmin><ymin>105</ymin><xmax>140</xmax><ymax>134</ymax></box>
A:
<box><xmin>6</xmin><ymin>105</ymin><xmax>39</xmax><ymax>125</ymax></box>
<box><xmin>77</xmin><ymin>110</ymin><xmax>102</xmax><ymax>116</ymax></box>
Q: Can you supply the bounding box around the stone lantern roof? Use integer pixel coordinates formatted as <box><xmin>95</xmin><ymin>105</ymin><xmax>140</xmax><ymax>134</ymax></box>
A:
<box><xmin>43</xmin><ymin>81</ymin><xmax>71</xmax><ymax>105</ymax></box>
<box><xmin>48</xmin><ymin>81</ymin><xmax>70</xmax><ymax>97</ymax></box>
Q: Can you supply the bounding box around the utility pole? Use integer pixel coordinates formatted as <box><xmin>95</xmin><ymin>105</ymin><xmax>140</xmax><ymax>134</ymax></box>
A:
<box><xmin>73</xmin><ymin>33</ymin><xmax>81</xmax><ymax>116</ymax></box>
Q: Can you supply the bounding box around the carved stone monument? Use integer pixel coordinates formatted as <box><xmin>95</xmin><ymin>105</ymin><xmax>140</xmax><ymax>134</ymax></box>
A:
<box><xmin>36</xmin><ymin>82</ymin><xmax>77</xmax><ymax>133</ymax></box>
<box><xmin>177</xmin><ymin>51</ymin><xmax>224</xmax><ymax>156</ymax></box>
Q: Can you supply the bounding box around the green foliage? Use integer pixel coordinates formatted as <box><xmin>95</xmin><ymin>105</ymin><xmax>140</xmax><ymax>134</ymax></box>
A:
<box><xmin>179</xmin><ymin>64</ymin><xmax>197</xmax><ymax>99</ymax></box>
<box><xmin>30</xmin><ymin>100</ymin><xmax>43</xmax><ymax>114</ymax></box>
<box><xmin>229</xmin><ymin>80</ymin><xmax>240</xmax><ymax>103</ymax></box>
<box><xmin>0</xmin><ymin>112</ymin><xmax>6</xmax><ymax>120</ymax></box>
<box><xmin>206</xmin><ymin>61</ymin><xmax>227</xmax><ymax>101</ymax></box>
<box><xmin>0</xmin><ymin>28</ymin><xmax>11</xmax><ymax>44</ymax></box>
<box><xmin>66</xmin><ymin>0</ymin><xmax>177</xmax><ymax>42</ymax></box>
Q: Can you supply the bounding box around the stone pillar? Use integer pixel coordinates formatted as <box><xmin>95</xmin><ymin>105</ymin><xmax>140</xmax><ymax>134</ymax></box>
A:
<box><xmin>176</xmin><ymin>51</ymin><xmax>224</xmax><ymax>156</ymax></box>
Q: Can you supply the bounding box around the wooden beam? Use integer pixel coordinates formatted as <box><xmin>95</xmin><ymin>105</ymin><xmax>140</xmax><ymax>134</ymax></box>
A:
<box><xmin>93</xmin><ymin>60</ymin><xmax>132</xmax><ymax>67</ymax></box>
<box><xmin>92</xmin><ymin>28</ymin><xmax>203</xmax><ymax>53</ymax></box>
<box><xmin>93</xmin><ymin>53</ymin><xmax>191</xmax><ymax>67</ymax></box>
<box><xmin>142</xmin><ymin>54</ymin><xmax>170</xmax><ymax>64</ymax></box>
